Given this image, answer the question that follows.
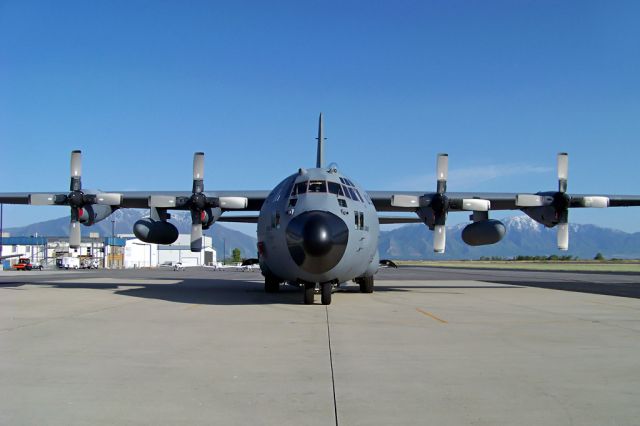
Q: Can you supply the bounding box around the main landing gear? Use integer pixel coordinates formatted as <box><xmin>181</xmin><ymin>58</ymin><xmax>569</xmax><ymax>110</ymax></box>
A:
<box><xmin>355</xmin><ymin>276</ymin><xmax>374</xmax><ymax>293</ymax></box>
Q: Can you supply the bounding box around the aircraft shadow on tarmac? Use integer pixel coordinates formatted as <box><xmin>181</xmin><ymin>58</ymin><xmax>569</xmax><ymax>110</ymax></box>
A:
<box><xmin>0</xmin><ymin>278</ymin><xmax>524</xmax><ymax>306</ymax></box>
<box><xmin>484</xmin><ymin>280</ymin><xmax>640</xmax><ymax>299</ymax></box>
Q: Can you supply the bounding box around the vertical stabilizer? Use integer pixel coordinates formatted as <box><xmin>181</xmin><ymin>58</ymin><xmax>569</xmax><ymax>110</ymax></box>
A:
<box><xmin>316</xmin><ymin>113</ymin><xmax>324</xmax><ymax>168</ymax></box>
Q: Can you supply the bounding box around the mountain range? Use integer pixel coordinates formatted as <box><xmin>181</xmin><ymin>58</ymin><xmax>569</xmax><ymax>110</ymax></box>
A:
<box><xmin>5</xmin><ymin>212</ymin><xmax>640</xmax><ymax>260</ymax></box>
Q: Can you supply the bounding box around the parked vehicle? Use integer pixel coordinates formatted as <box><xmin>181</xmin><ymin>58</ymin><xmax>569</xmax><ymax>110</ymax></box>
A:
<box><xmin>81</xmin><ymin>258</ymin><xmax>100</xmax><ymax>269</ymax></box>
<box><xmin>12</xmin><ymin>258</ymin><xmax>42</xmax><ymax>271</ymax></box>
<box><xmin>61</xmin><ymin>257</ymin><xmax>80</xmax><ymax>270</ymax></box>
<box><xmin>159</xmin><ymin>261</ymin><xmax>184</xmax><ymax>271</ymax></box>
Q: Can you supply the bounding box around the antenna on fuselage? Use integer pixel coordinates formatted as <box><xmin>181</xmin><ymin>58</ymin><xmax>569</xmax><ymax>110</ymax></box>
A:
<box><xmin>316</xmin><ymin>113</ymin><xmax>325</xmax><ymax>168</ymax></box>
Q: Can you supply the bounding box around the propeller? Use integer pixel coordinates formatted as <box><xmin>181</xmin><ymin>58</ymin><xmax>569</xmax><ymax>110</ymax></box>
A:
<box><xmin>431</xmin><ymin>153</ymin><xmax>449</xmax><ymax>253</ymax></box>
<box><xmin>555</xmin><ymin>153</ymin><xmax>570</xmax><ymax>250</ymax></box>
<box><xmin>516</xmin><ymin>152</ymin><xmax>572</xmax><ymax>250</ymax></box>
<box><xmin>148</xmin><ymin>152</ymin><xmax>248</xmax><ymax>252</ymax></box>
<box><xmin>390</xmin><ymin>153</ymin><xmax>491</xmax><ymax>254</ymax></box>
<box><xmin>515</xmin><ymin>153</ymin><xmax>571</xmax><ymax>250</ymax></box>
<box><xmin>28</xmin><ymin>150</ymin><xmax>122</xmax><ymax>248</ymax></box>
<box><xmin>515</xmin><ymin>153</ymin><xmax>609</xmax><ymax>251</ymax></box>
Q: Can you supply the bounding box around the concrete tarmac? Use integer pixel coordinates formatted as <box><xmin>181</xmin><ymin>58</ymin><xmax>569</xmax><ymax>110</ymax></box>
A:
<box><xmin>1</xmin><ymin>266</ymin><xmax>639</xmax><ymax>425</ymax></box>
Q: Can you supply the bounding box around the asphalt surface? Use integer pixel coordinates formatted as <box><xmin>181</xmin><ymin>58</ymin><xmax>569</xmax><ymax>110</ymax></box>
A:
<box><xmin>1</xmin><ymin>266</ymin><xmax>639</xmax><ymax>425</ymax></box>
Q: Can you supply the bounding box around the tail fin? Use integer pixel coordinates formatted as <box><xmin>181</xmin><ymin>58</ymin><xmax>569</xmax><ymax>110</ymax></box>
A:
<box><xmin>316</xmin><ymin>113</ymin><xmax>324</xmax><ymax>168</ymax></box>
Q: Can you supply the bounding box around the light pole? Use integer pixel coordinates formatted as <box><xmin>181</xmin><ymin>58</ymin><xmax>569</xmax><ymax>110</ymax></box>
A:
<box><xmin>223</xmin><ymin>238</ymin><xmax>226</xmax><ymax>265</ymax></box>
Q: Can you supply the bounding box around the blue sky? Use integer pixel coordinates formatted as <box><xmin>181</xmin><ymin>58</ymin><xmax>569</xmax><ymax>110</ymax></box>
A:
<box><xmin>1</xmin><ymin>0</ymin><xmax>639</xmax><ymax>234</ymax></box>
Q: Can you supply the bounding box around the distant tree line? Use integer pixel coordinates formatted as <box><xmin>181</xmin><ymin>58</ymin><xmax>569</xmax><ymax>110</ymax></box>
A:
<box><xmin>478</xmin><ymin>255</ymin><xmax>578</xmax><ymax>261</ymax></box>
<box><xmin>478</xmin><ymin>253</ymin><xmax>615</xmax><ymax>261</ymax></box>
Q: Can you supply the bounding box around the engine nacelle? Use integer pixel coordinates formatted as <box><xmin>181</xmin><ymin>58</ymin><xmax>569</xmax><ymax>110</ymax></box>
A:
<box><xmin>79</xmin><ymin>205</ymin><xmax>116</xmax><ymax>226</ymax></box>
<box><xmin>133</xmin><ymin>219</ymin><xmax>179</xmax><ymax>245</ymax></box>
<box><xmin>462</xmin><ymin>220</ymin><xmax>506</xmax><ymax>246</ymax></box>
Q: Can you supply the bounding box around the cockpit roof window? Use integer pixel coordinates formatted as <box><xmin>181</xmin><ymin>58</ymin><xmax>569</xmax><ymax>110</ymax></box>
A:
<box><xmin>345</xmin><ymin>178</ymin><xmax>355</xmax><ymax>186</ymax></box>
<box><xmin>308</xmin><ymin>180</ymin><xmax>327</xmax><ymax>193</ymax></box>
<box><xmin>339</xmin><ymin>177</ymin><xmax>346</xmax><ymax>184</ymax></box>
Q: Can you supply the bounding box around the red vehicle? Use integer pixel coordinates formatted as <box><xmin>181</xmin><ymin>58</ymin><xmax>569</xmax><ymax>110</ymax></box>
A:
<box><xmin>12</xmin><ymin>258</ymin><xmax>42</xmax><ymax>271</ymax></box>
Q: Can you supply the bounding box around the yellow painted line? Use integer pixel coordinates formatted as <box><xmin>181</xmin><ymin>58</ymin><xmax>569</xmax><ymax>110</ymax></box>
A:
<box><xmin>416</xmin><ymin>308</ymin><xmax>448</xmax><ymax>324</ymax></box>
<box><xmin>186</xmin><ymin>304</ymin><xmax>202</xmax><ymax>310</ymax></box>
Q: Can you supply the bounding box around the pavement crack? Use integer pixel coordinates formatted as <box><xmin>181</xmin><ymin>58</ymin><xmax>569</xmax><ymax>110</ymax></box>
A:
<box><xmin>325</xmin><ymin>306</ymin><xmax>339</xmax><ymax>426</ymax></box>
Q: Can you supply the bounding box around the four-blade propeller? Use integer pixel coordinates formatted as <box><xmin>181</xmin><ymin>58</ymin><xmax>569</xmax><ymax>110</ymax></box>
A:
<box><xmin>149</xmin><ymin>152</ymin><xmax>248</xmax><ymax>252</ymax></box>
<box><xmin>29</xmin><ymin>150</ymin><xmax>122</xmax><ymax>248</ymax></box>
<box><xmin>391</xmin><ymin>153</ymin><xmax>491</xmax><ymax>253</ymax></box>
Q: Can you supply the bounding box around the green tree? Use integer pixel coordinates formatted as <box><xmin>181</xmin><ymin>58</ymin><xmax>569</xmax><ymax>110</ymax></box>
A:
<box><xmin>232</xmin><ymin>248</ymin><xmax>242</xmax><ymax>263</ymax></box>
<box><xmin>594</xmin><ymin>252</ymin><xmax>605</xmax><ymax>261</ymax></box>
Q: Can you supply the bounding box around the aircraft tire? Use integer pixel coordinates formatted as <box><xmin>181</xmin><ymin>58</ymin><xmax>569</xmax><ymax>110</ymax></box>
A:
<box><xmin>265</xmin><ymin>276</ymin><xmax>280</xmax><ymax>293</ymax></box>
<box><xmin>321</xmin><ymin>283</ymin><xmax>332</xmax><ymax>305</ymax></box>
<box><xmin>303</xmin><ymin>283</ymin><xmax>315</xmax><ymax>305</ymax></box>
<box><xmin>359</xmin><ymin>276</ymin><xmax>374</xmax><ymax>293</ymax></box>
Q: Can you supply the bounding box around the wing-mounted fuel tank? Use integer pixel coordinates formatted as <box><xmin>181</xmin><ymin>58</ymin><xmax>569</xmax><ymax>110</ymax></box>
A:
<box><xmin>133</xmin><ymin>207</ymin><xmax>180</xmax><ymax>245</ymax></box>
<box><xmin>134</xmin><ymin>218</ymin><xmax>179</xmax><ymax>245</ymax></box>
<box><xmin>461</xmin><ymin>219</ymin><xmax>506</xmax><ymax>246</ymax></box>
<box><xmin>77</xmin><ymin>204</ymin><xmax>117</xmax><ymax>226</ymax></box>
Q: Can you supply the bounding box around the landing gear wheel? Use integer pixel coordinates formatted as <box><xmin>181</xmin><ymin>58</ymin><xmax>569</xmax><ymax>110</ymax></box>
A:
<box><xmin>321</xmin><ymin>283</ymin><xmax>332</xmax><ymax>305</ymax></box>
<box><xmin>265</xmin><ymin>276</ymin><xmax>280</xmax><ymax>293</ymax></box>
<box><xmin>303</xmin><ymin>283</ymin><xmax>315</xmax><ymax>305</ymax></box>
<box><xmin>359</xmin><ymin>276</ymin><xmax>374</xmax><ymax>293</ymax></box>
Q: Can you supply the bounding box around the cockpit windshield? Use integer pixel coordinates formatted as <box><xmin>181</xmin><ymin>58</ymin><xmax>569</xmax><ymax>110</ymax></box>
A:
<box><xmin>308</xmin><ymin>180</ymin><xmax>327</xmax><ymax>193</ymax></box>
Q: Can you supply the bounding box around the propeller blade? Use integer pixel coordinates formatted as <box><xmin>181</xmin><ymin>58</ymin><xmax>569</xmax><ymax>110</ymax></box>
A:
<box><xmin>193</xmin><ymin>152</ymin><xmax>205</xmax><ymax>193</ymax></box>
<box><xmin>461</xmin><ymin>199</ymin><xmax>490</xmax><ymax>211</ymax></box>
<box><xmin>70</xmin><ymin>150</ymin><xmax>82</xmax><ymax>191</ymax></box>
<box><xmin>515</xmin><ymin>194</ymin><xmax>551</xmax><ymax>207</ymax></box>
<box><xmin>433</xmin><ymin>225</ymin><xmax>446</xmax><ymax>253</ymax></box>
<box><xmin>95</xmin><ymin>193</ymin><xmax>122</xmax><ymax>205</ymax></box>
<box><xmin>149</xmin><ymin>195</ymin><xmax>177</xmax><ymax>208</ymax></box>
<box><xmin>557</xmin><ymin>223</ymin><xmax>569</xmax><ymax>251</ymax></box>
<box><xmin>580</xmin><ymin>196</ymin><xmax>609</xmax><ymax>208</ymax></box>
<box><xmin>29</xmin><ymin>194</ymin><xmax>59</xmax><ymax>205</ymax></box>
<box><xmin>390</xmin><ymin>194</ymin><xmax>420</xmax><ymax>208</ymax></box>
<box><xmin>190</xmin><ymin>223</ymin><xmax>203</xmax><ymax>252</ymax></box>
<box><xmin>436</xmin><ymin>153</ymin><xmax>448</xmax><ymax>194</ymax></box>
<box><xmin>558</xmin><ymin>152</ymin><xmax>568</xmax><ymax>193</ymax></box>
<box><xmin>218</xmin><ymin>196</ymin><xmax>248</xmax><ymax>209</ymax></box>
<box><xmin>69</xmin><ymin>220</ymin><xmax>81</xmax><ymax>248</ymax></box>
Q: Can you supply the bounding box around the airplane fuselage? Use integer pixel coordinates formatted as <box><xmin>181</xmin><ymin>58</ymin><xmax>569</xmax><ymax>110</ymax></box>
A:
<box><xmin>257</xmin><ymin>166</ymin><xmax>379</xmax><ymax>286</ymax></box>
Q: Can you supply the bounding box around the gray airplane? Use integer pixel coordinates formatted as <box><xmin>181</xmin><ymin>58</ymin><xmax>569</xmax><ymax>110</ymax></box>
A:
<box><xmin>2</xmin><ymin>114</ymin><xmax>640</xmax><ymax>304</ymax></box>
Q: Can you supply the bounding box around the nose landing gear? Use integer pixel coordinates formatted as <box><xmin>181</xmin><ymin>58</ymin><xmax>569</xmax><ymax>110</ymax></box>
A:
<box><xmin>302</xmin><ymin>282</ymin><xmax>334</xmax><ymax>305</ymax></box>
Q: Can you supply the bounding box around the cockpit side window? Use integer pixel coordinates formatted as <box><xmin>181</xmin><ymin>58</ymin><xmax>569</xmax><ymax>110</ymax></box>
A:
<box><xmin>308</xmin><ymin>180</ymin><xmax>327</xmax><ymax>193</ymax></box>
<box><xmin>327</xmin><ymin>182</ymin><xmax>342</xmax><ymax>195</ymax></box>
<box><xmin>347</xmin><ymin>187</ymin><xmax>359</xmax><ymax>201</ymax></box>
<box><xmin>294</xmin><ymin>181</ymin><xmax>308</xmax><ymax>195</ymax></box>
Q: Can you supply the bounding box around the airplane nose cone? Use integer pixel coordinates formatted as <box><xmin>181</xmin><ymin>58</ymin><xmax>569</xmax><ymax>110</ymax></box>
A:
<box><xmin>286</xmin><ymin>211</ymin><xmax>349</xmax><ymax>274</ymax></box>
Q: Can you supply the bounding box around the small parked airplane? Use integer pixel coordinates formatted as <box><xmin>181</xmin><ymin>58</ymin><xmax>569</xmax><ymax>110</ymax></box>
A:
<box><xmin>1</xmin><ymin>114</ymin><xmax>639</xmax><ymax>304</ymax></box>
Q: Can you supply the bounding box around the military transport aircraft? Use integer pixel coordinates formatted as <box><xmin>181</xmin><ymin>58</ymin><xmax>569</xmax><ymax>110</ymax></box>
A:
<box><xmin>1</xmin><ymin>114</ymin><xmax>639</xmax><ymax>304</ymax></box>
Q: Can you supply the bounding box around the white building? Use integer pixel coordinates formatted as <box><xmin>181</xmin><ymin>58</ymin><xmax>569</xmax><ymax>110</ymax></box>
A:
<box><xmin>123</xmin><ymin>234</ymin><xmax>216</xmax><ymax>268</ymax></box>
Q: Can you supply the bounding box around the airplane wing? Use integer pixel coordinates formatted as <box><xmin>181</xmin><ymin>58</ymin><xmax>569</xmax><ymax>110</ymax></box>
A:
<box><xmin>0</xmin><ymin>191</ymin><xmax>270</xmax><ymax>211</ymax></box>
<box><xmin>364</xmin><ymin>153</ymin><xmax>640</xmax><ymax>252</ymax></box>
<box><xmin>368</xmin><ymin>191</ymin><xmax>640</xmax><ymax>212</ymax></box>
